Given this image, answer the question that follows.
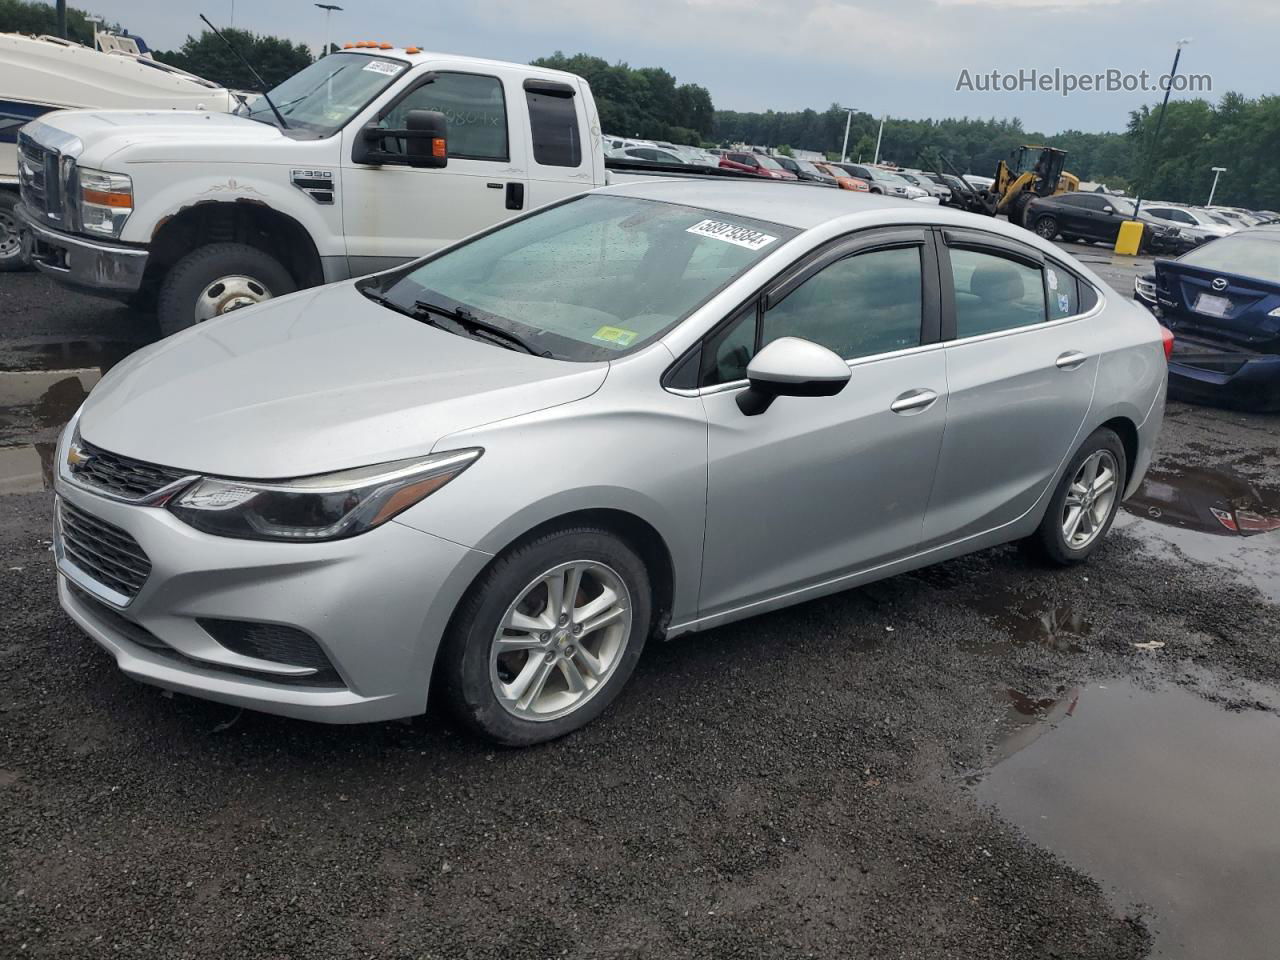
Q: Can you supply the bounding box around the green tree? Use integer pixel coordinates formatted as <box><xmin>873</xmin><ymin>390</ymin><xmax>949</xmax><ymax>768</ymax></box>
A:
<box><xmin>152</xmin><ymin>28</ymin><xmax>313</xmax><ymax>91</ymax></box>
<box><xmin>0</xmin><ymin>0</ymin><xmax>118</xmax><ymax>44</ymax></box>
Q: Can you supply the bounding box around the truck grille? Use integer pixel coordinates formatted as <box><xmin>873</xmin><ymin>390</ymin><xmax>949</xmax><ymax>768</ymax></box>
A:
<box><xmin>59</xmin><ymin>499</ymin><xmax>152</xmax><ymax>602</ymax></box>
<box><xmin>69</xmin><ymin>439</ymin><xmax>193</xmax><ymax>501</ymax></box>
<box><xmin>16</xmin><ymin>132</ymin><xmax>64</xmax><ymax>223</ymax></box>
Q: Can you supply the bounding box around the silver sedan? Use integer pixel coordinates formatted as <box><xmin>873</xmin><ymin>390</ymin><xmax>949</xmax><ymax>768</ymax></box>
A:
<box><xmin>53</xmin><ymin>181</ymin><xmax>1167</xmax><ymax>745</ymax></box>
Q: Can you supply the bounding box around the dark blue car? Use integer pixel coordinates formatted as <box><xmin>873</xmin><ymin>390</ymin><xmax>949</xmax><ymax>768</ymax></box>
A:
<box><xmin>1135</xmin><ymin>226</ymin><xmax>1280</xmax><ymax>411</ymax></box>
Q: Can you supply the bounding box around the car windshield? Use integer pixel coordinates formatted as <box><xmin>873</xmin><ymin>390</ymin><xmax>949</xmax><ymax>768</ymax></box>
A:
<box><xmin>1110</xmin><ymin>197</ymin><xmax>1137</xmax><ymax>216</ymax></box>
<box><xmin>1178</xmin><ymin>233</ymin><xmax>1280</xmax><ymax>283</ymax></box>
<box><xmin>237</xmin><ymin>53</ymin><xmax>406</xmax><ymax>138</ymax></box>
<box><xmin>874</xmin><ymin>170</ymin><xmax>908</xmax><ymax>184</ymax></box>
<box><xmin>364</xmin><ymin>195</ymin><xmax>799</xmax><ymax>361</ymax></box>
<box><xmin>794</xmin><ymin>159</ymin><xmax>824</xmax><ymax>176</ymax></box>
<box><xmin>756</xmin><ymin>155</ymin><xmax>785</xmax><ymax>171</ymax></box>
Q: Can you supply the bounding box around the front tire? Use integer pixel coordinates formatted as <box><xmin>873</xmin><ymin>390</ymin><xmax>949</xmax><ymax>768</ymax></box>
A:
<box><xmin>156</xmin><ymin>242</ymin><xmax>295</xmax><ymax>337</ymax></box>
<box><xmin>1025</xmin><ymin>428</ymin><xmax>1126</xmax><ymax>566</ymax></box>
<box><xmin>439</xmin><ymin>527</ymin><xmax>652</xmax><ymax>746</ymax></box>
<box><xmin>0</xmin><ymin>192</ymin><xmax>31</xmax><ymax>272</ymax></box>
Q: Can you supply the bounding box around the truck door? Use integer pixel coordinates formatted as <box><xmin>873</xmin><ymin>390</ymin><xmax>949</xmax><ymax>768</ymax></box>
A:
<box><xmin>521</xmin><ymin>78</ymin><xmax>596</xmax><ymax>208</ymax></box>
<box><xmin>340</xmin><ymin>68</ymin><xmax>530</xmax><ymax>276</ymax></box>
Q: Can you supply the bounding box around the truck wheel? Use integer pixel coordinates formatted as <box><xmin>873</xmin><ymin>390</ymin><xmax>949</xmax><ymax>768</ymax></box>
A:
<box><xmin>157</xmin><ymin>242</ymin><xmax>295</xmax><ymax>337</ymax></box>
<box><xmin>1008</xmin><ymin>192</ymin><xmax>1034</xmax><ymax>228</ymax></box>
<box><xmin>0</xmin><ymin>192</ymin><xmax>31</xmax><ymax>272</ymax></box>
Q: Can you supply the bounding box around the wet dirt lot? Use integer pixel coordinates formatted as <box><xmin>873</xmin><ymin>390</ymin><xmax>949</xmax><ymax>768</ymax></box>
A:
<box><xmin>1</xmin><ymin>259</ymin><xmax>1278</xmax><ymax>960</ymax></box>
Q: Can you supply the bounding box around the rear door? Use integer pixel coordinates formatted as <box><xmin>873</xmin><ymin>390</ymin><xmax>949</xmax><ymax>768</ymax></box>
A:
<box><xmin>922</xmin><ymin>229</ymin><xmax>1098</xmax><ymax>546</ymax></box>
<box><xmin>522</xmin><ymin>78</ymin><xmax>594</xmax><ymax>209</ymax></box>
<box><xmin>340</xmin><ymin>65</ymin><xmax>529</xmax><ymax>275</ymax></box>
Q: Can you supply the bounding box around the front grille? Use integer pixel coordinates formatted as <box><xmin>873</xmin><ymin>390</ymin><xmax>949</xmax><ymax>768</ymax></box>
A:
<box><xmin>198</xmin><ymin>619</ymin><xmax>344</xmax><ymax>686</ymax></box>
<box><xmin>16</xmin><ymin>132</ymin><xmax>61</xmax><ymax>222</ymax></box>
<box><xmin>70</xmin><ymin>440</ymin><xmax>192</xmax><ymax>501</ymax></box>
<box><xmin>59</xmin><ymin>499</ymin><xmax>152</xmax><ymax>601</ymax></box>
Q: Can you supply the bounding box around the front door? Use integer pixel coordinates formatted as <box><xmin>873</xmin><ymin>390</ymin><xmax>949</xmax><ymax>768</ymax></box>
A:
<box><xmin>340</xmin><ymin>68</ymin><xmax>529</xmax><ymax>276</ymax></box>
<box><xmin>698</xmin><ymin>229</ymin><xmax>948</xmax><ymax>616</ymax></box>
<box><xmin>922</xmin><ymin>234</ymin><xmax>1097</xmax><ymax>546</ymax></box>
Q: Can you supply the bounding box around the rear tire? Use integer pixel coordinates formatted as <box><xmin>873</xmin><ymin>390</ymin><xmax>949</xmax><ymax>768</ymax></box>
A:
<box><xmin>1024</xmin><ymin>427</ymin><xmax>1127</xmax><ymax>566</ymax></box>
<box><xmin>0</xmin><ymin>192</ymin><xmax>31</xmax><ymax>272</ymax></box>
<box><xmin>1032</xmin><ymin>215</ymin><xmax>1059</xmax><ymax>241</ymax></box>
<box><xmin>1008</xmin><ymin>192</ymin><xmax>1034</xmax><ymax>228</ymax></box>
<box><xmin>156</xmin><ymin>242</ymin><xmax>295</xmax><ymax>337</ymax></box>
<box><xmin>439</xmin><ymin>526</ymin><xmax>652</xmax><ymax>746</ymax></box>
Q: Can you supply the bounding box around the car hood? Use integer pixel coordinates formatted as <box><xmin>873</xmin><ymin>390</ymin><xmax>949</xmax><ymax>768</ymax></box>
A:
<box><xmin>78</xmin><ymin>283</ymin><xmax>609</xmax><ymax>479</ymax></box>
<box><xmin>24</xmin><ymin>109</ymin><xmax>288</xmax><ymax>167</ymax></box>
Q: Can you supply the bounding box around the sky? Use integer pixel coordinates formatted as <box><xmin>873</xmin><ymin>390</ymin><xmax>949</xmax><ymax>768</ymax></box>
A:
<box><xmin>89</xmin><ymin>0</ymin><xmax>1273</xmax><ymax>134</ymax></box>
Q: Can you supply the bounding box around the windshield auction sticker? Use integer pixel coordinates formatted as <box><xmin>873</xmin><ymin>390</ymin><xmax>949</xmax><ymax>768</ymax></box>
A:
<box><xmin>363</xmin><ymin>60</ymin><xmax>404</xmax><ymax>76</ymax></box>
<box><xmin>686</xmin><ymin>219</ymin><xmax>778</xmax><ymax>251</ymax></box>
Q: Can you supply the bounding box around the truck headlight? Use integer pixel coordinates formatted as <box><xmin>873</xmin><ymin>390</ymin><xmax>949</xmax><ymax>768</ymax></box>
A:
<box><xmin>77</xmin><ymin>167</ymin><xmax>133</xmax><ymax>238</ymax></box>
<box><xmin>168</xmin><ymin>449</ymin><xmax>482</xmax><ymax>542</ymax></box>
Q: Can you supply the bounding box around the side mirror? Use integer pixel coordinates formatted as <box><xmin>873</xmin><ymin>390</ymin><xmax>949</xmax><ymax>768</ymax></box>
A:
<box><xmin>1103</xmin><ymin>205</ymin><xmax>1114</xmax><ymax>214</ymax></box>
<box><xmin>736</xmin><ymin>337</ymin><xmax>851</xmax><ymax>416</ymax></box>
<box><xmin>353</xmin><ymin>108</ymin><xmax>448</xmax><ymax>168</ymax></box>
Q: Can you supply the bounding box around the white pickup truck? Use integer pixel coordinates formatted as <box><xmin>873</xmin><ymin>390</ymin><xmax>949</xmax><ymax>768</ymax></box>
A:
<box><xmin>17</xmin><ymin>46</ymin><xmax>743</xmax><ymax>333</ymax></box>
<box><xmin>1</xmin><ymin>31</ymin><xmax>233</xmax><ymax>271</ymax></box>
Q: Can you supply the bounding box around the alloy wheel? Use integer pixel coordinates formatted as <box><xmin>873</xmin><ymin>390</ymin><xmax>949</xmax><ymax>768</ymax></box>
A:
<box><xmin>489</xmin><ymin>560</ymin><xmax>632</xmax><ymax>722</ymax></box>
<box><xmin>1061</xmin><ymin>450</ymin><xmax>1119</xmax><ymax>550</ymax></box>
<box><xmin>194</xmin><ymin>275</ymin><xmax>273</xmax><ymax>322</ymax></box>
<box><xmin>1035</xmin><ymin>217</ymin><xmax>1058</xmax><ymax>240</ymax></box>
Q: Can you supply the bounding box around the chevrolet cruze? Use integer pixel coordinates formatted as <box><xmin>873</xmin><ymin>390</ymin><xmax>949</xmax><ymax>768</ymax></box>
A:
<box><xmin>53</xmin><ymin>181</ymin><xmax>1167</xmax><ymax>745</ymax></box>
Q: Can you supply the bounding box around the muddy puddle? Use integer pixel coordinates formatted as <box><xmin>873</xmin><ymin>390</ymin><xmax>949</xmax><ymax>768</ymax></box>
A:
<box><xmin>0</xmin><ymin>364</ymin><xmax>111</xmax><ymax>495</ymax></box>
<box><xmin>976</xmin><ymin>679</ymin><xmax>1280</xmax><ymax>959</ymax></box>
<box><xmin>964</xmin><ymin>588</ymin><xmax>1091</xmax><ymax>653</ymax></box>
<box><xmin>1119</xmin><ymin>463</ymin><xmax>1280</xmax><ymax>602</ymax></box>
<box><xmin>0</xmin><ymin>338</ymin><xmax>142</xmax><ymax>374</ymax></box>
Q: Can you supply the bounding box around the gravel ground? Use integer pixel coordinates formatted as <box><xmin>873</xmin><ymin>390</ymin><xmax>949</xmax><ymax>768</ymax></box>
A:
<box><xmin>1</xmin><ymin>261</ymin><xmax>1277</xmax><ymax>960</ymax></box>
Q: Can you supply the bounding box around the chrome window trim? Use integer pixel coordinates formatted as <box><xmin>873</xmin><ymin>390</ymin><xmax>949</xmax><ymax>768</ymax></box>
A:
<box><xmin>944</xmin><ymin>287</ymin><xmax>1106</xmax><ymax>349</ymax></box>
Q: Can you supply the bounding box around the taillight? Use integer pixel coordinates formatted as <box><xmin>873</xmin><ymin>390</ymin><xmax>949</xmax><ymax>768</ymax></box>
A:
<box><xmin>1159</xmin><ymin>324</ymin><xmax>1175</xmax><ymax>360</ymax></box>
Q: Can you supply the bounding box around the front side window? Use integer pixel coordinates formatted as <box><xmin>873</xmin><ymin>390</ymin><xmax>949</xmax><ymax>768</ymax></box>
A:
<box><xmin>949</xmin><ymin>248</ymin><xmax>1047</xmax><ymax>337</ymax></box>
<box><xmin>700</xmin><ymin>245</ymin><xmax>924</xmax><ymax>386</ymax></box>
<box><xmin>238</xmin><ymin>53</ymin><xmax>405</xmax><ymax>138</ymax></box>
<box><xmin>381</xmin><ymin>72</ymin><xmax>508</xmax><ymax>161</ymax></box>
<box><xmin>526</xmin><ymin>89</ymin><xmax>581</xmax><ymax>167</ymax></box>
<box><xmin>370</xmin><ymin>195</ymin><xmax>797</xmax><ymax>361</ymax></box>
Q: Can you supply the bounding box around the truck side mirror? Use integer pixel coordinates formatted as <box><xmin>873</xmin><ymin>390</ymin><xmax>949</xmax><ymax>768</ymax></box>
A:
<box><xmin>353</xmin><ymin>109</ymin><xmax>448</xmax><ymax>168</ymax></box>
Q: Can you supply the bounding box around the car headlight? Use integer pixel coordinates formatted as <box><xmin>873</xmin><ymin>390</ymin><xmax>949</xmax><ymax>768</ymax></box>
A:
<box><xmin>77</xmin><ymin>167</ymin><xmax>133</xmax><ymax>238</ymax></box>
<box><xmin>1134</xmin><ymin>276</ymin><xmax>1157</xmax><ymax>302</ymax></box>
<box><xmin>168</xmin><ymin>449</ymin><xmax>481</xmax><ymax>542</ymax></box>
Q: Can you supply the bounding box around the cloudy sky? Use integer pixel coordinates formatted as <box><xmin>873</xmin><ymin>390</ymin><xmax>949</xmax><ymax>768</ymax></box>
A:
<box><xmin>91</xmin><ymin>0</ymin><xmax>1270</xmax><ymax>133</ymax></box>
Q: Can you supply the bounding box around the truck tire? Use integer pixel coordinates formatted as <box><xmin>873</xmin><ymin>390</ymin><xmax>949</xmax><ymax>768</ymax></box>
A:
<box><xmin>1008</xmin><ymin>192</ymin><xmax>1034</xmax><ymax>228</ymax></box>
<box><xmin>157</xmin><ymin>242</ymin><xmax>295</xmax><ymax>337</ymax></box>
<box><xmin>0</xmin><ymin>192</ymin><xmax>31</xmax><ymax>272</ymax></box>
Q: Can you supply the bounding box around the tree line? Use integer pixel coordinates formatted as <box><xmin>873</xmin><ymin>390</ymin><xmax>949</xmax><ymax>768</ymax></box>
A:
<box><xmin>2</xmin><ymin>0</ymin><xmax>1274</xmax><ymax>210</ymax></box>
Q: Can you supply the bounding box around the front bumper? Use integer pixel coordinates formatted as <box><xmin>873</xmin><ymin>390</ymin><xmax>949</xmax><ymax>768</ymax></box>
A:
<box><xmin>17</xmin><ymin>203</ymin><xmax>148</xmax><ymax>296</ymax></box>
<box><xmin>53</xmin><ymin>478</ymin><xmax>492</xmax><ymax>723</ymax></box>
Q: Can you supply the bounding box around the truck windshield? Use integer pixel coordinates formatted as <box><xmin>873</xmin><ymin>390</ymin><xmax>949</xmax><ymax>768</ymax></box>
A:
<box><xmin>362</xmin><ymin>195</ymin><xmax>798</xmax><ymax>361</ymax></box>
<box><xmin>237</xmin><ymin>53</ymin><xmax>406</xmax><ymax>138</ymax></box>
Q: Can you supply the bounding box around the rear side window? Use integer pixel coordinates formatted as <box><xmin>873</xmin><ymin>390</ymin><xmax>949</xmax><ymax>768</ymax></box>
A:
<box><xmin>949</xmin><ymin>248</ymin><xmax>1046</xmax><ymax>337</ymax></box>
<box><xmin>526</xmin><ymin>88</ymin><xmax>581</xmax><ymax>167</ymax></box>
<box><xmin>1045</xmin><ymin>263</ymin><xmax>1079</xmax><ymax>320</ymax></box>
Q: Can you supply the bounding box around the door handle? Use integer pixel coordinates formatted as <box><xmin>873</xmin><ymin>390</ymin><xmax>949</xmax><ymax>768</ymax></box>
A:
<box><xmin>505</xmin><ymin>182</ymin><xmax>524</xmax><ymax>210</ymax></box>
<box><xmin>1055</xmin><ymin>351</ymin><xmax>1088</xmax><ymax>370</ymax></box>
<box><xmin>890</xmin><ymin>388</ymin><xmax>939</xmax><ymax>415</ymax></box>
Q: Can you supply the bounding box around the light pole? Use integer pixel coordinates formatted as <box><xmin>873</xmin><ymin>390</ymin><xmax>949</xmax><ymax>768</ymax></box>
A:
<box><xmin>1207</xmin><ymin>166</ymin><xmax>1226</xmax><ymax>206</ymax></box>
<box><xmin>315</xmin><ymin>3</ymin><xmax>342</xmax><ymax>59</ymax></box>
<box><xmin>1134</xmin><ymin>38</ymin><xmax>1191</xmax><ymax>220</ymax></box>
<box><xmin>872</xmin><ymin>114</ymin><xmax>886</xmax><ymax>165</ymax></box>
<box><xmin>838</xmin><ymin>106</ymin><xmax>856</xmax><ymax>163</ymax></box>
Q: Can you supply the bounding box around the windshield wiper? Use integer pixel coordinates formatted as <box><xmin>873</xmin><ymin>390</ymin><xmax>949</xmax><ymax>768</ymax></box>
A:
<box><xmin>412</xmin><ymin>298</ymin><xmax>544</xmax><ymax>356</ymax></box>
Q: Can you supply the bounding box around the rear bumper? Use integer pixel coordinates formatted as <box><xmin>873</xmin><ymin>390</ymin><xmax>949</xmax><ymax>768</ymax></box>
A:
<box><xmin>17</xmin><ymin>203</ymin><xmax>147</xmax><ymax>296</ymax></box>
<box><xmin>1168</xmin><ymin>354</ymin><xmax>1280</xmax><ymax>411</ymax></box>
